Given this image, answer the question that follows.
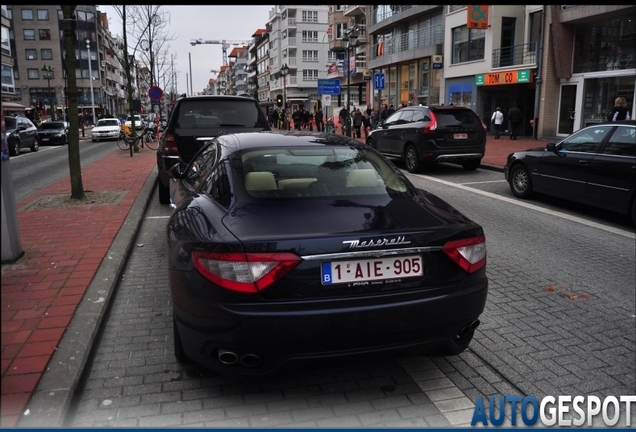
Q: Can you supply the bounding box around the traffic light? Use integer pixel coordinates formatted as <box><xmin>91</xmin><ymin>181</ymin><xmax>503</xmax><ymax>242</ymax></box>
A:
<box><xmin>276</xmin><ymin>94</ymin><xmax>283</xmax><ymax>107</ymax></box>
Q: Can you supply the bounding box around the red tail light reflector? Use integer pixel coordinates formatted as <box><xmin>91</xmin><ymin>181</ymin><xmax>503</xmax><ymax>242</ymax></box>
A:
<box><xmin>442</xmin><ymin>235</ymin><xmax>486</xmax><ymax>274</ymax></box>
<box><xmin>192</xmin><ymin>251</ymin><xmax>302</xmax><ymax>293</ymax></box>
<box><xmin>162</xmin><ymin>132</ymin><xmax>179</xmax><ymax>156</ymax></box>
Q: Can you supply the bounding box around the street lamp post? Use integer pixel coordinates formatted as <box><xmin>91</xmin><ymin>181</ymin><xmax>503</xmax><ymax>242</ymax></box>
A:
<box><xmin>280</xmin><ymin>63</ymin><xmax>289</xmax><ymax>130</ymax></box>
<box><xmin>86</xmin><ymin>39</ymin><xmax>96</xmax><ymax>126</ymax></box>
<box><xmin>342</xmin><ymin>27</ymin><xmax>358</xmax><ymax>138</ymax></box>
<box><xmin>42</xmin><ymin>65</ymin><xmax>54</xmax><ymax>121</ymax></box>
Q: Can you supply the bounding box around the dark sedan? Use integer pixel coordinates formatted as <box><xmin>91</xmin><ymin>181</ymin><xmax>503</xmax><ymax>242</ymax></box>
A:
<box><xmin>504</xmin><ymin>120</ymin><xmax>636</xmax><ymax>226</ymax></box>
<box><xmin>167</xmin><ymin>131</ymin><xmax>488</xmax><ymax>376</ymax></box>
<box><xmin>5</xmin><ymin>115</ymin><xmax>38</xmax><ymax>156</ymax></box>
<box><xmin>37</xmin><ymin>121</ymin><xmax>70</xmax><ymax>145</ymax></box>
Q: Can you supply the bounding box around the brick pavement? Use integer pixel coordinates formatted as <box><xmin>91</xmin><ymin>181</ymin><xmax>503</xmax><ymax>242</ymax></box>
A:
<box><xmin>1</xmin><ymin>132</ymin><xmax>547</xmax><ymax>427</ymax></box>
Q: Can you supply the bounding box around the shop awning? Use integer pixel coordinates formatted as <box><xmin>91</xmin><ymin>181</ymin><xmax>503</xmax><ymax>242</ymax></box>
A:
<box><xmin>2</xmin><ymin>101</ymin><xmax>27</xmax><ymax>112</ymax></box>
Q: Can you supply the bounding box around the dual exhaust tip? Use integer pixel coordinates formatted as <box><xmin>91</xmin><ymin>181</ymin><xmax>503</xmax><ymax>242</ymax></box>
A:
<box><xmin>457</xmin><ymin>319</ymin><xmax>480</xmax><ymax>339</ymax></box>
<box><xmin>218</xmin><ymin>349</ymin><xmax>261</xmax><ymax>367</ymax></box>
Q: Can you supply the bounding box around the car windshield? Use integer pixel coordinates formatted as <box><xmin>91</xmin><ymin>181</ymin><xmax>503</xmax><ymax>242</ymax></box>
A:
<box><xmin>97</xmin><ymin>119</ymin><xmax>120</xmax><ymax>127</ymax></box>
<box><xmin>126</xmin><ymin>116</ymin><xmax>141</xmax><ymax>122</ymax></box>
<box><xmin>235</xmin><ymin>146</ymin><xmax>409</xmax><ymax>199</ymax></box>
<box><xmin>176</xmin><ymin>100</ymin><xmax>263</xmax><ymax>128</ymax></box>
<box><xmin>39</xmin><ymin>122</ymin><xmax>66</xmax><ymax>130</ymax></box>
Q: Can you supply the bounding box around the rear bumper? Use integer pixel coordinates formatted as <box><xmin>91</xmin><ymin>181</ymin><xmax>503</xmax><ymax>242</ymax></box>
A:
<box><xmin>172</xmin><ymin>278</ymin><xmax>488</xmax><ymax>376</ymax></box>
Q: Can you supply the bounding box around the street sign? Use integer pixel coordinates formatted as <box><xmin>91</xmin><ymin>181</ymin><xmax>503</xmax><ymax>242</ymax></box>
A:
<box><xmin>148</xmin><ymin>85</ymin><xmax>163</xmax><ymax>101</ymax></box>
<box><xmin>322</xmin><ymin>95</ymin><xmax>332</xmax><ymax>106</ymax></box>
<box><xmin>317</xmin><ymin>79</ymin><xmax>341</xmax><ymax>95</ymax></box>
<box><xmin>374</xmin><ymin>73</ymin><xmax>385</xmax><ymax>90</ymax></box>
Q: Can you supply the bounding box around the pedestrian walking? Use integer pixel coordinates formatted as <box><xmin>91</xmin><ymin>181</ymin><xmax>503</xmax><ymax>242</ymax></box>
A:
<box><xmin>339</xmin><ymin>105</ymin><xmax>349</xmax><ymax>135</ymax></box>
<box><xmin>315</xmin><ymin>107</ymin><xmax>324</xmax><ymax>132</ymax></box>
<box><xmin>292</xmin><ymin>108</ymin><xmax>302</xmax><ymax>131</ymax></box>
<box><xmin>508</xmin><ymin>103</ymin><xmax>522</xmax><ymax>140</ymax></box>
<box><xmin>386</xmin><ymin>104</ymin><xmax>396</xmax><ymax>118</ymax></box>
<box><xmin>301</xmin><ymin>107</ymin><xmax>310</xmax><ymax>130</ymax></box>
<box><xmin>491</xmin><ymin>107</ymin><xmax>504</xmax><ymax>139</ymax></box>
<box><xmin>352</xmin><ymin>108</ymin><xmax>363</xmax><ymax>139</ymax></box>
<box><xmin>609</xmin><ymin>96</ymin><xmax>631</xmax><ymax>121</ymax></box>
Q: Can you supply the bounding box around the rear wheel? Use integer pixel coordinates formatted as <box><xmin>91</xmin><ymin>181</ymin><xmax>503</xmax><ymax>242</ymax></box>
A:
<box><xmin>461</xmin><ymin>159</ymin><xmax>481</xmax><ymax>170</ymax></box>
<box><xmin>158</xmin><ymin>179</ymin><xmax>170</xmax><ymax>204</ymax></box>
<box><xmin>509</xmin><ymin>164</ymin><xmax>533</xmax><ymax>198</ymax></box>
<box><xmin>404</xmin><ymin>144</ymin><xmax>421</xmax><ymax>173</ymax></box>
<box><xmin>30</xmin><ymin>140</ymin><xmax>39</xmax><ymax>152</ymax></box>
<box><xmin>143</xmin><ymin>132</ymin><xmax>158</xmax><ymax>150</ymax></box>
<box><xmin>117</xmin><ymin>137</ymin><xmax>130</xmax><ymax>151</ymax></box>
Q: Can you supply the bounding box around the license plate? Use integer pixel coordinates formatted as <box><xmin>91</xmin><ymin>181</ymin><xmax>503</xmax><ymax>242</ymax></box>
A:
<box><xmin>321</xmin><ymin>254</ymin><xmax>423</xmax><ymax>285</ymax></box>
<box><xmin>42</xmin><ymin>138</ymin><xmax>49</xmax><ymax>141</ymax></box>
<box><xmin>454</xmin><ymin>133</ymin><xmax>468</xmax><ymax>139</ymax></box>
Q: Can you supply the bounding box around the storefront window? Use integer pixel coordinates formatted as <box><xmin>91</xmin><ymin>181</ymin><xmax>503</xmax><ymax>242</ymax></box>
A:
<box><xmin>419</xmin><ymin>59</ymin><xmax>430</xmax><ymax>103</ymax></box>
<box><xmin>573</xmin><ymin>17</ymin><xmax>636</xmax><ymax>73</ymax></box>
<box><xmin>448</xmin><ymin>83</ymin><xmax>472</xmax><ymax>107</ymax></box>
<box><xmin>581</xmin><ymin>75</ymin><xmax>635</xmax><ymax>127</ymax></box>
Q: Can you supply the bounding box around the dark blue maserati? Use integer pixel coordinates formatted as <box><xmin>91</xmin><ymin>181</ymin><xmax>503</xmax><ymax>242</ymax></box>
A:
<box><xmin>166</xmin><ymin>131</ymin><xmax>488</xmax><ymax>376</ymax></box>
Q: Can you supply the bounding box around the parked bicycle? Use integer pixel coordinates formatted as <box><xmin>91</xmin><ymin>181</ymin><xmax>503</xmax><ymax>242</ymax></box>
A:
<box><xmin>117</xmin><ymin>124</ymin><xmax>159</xmax><ymax>151</ymax></box>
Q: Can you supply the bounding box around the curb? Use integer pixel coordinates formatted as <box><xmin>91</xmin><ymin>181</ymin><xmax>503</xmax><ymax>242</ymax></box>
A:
<box><xmin>18</xmin><ymin>172</ymin><xmax>158</xmax><ymax>427</ymax></box>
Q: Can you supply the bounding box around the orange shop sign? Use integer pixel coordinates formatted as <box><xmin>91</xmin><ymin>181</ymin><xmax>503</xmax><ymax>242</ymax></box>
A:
<box><xmin>467</xmin><ymin>5</ymin><xmax>489</xmax><ymax>30</ymax></box>
<box><xmin>475</xmin><ymin>70</ymin><xmax>534</xmax><ymax>86</ymax></box>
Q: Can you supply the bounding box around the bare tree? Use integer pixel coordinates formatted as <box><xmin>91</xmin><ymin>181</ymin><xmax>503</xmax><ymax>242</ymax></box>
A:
<box><xmin>128</xmin><ymin>6</ymin><xmax>177</xmax><ymax>130</ymax></box>
<box><xmin>61</xmin><ymin>5</ymin><xmax>85</xmax><ymax>200</ymax></box>
<box><xmin>102</xmin><ymin>6</ymin><xmax>154</xmax><ymax>154</ymax></box>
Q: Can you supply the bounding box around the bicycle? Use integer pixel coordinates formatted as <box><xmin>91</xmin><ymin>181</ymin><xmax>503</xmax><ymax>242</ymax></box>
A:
<box><xmin>117</xmin><ymin>128</ymin><xmax>159</xmax><ymax>151</ymax></box>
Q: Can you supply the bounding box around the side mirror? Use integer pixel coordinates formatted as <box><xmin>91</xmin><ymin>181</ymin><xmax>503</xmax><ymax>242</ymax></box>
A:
<box><xmin>546</xmin><ymin>143</ymin><xmax>557</xmax><ymax>152</ymax></box>
<box><xmin>168</xmin><ymin>163</ymin><xmax>185</xmax><ymax>179</ymax></box>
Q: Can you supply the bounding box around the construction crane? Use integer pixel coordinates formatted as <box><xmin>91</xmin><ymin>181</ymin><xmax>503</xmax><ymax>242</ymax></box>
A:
<box><xmin>190</xmin><ymin>38</ymin><xmax>251</xmax><ymax>67</ymax></box>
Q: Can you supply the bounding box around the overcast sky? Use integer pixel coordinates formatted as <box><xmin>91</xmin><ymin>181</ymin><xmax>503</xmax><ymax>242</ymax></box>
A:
<box><xmin>98</xmin><ymin>5</ymin><xmax>273</xmax><ymax>95</ymax></box>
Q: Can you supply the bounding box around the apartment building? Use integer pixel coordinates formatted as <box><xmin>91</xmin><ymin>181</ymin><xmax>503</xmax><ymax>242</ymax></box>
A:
<box><xmin>267</xmin><ymin>5</ymin><xmax>331</xmax><ymax>114</ymax></box>
<box><xmin>4</xmin><ymin>5</ymin><xmax>156</xmax><ymax>124</ymax></box>
<box><xmin>538</xmin><ymin>5</ymin><xmax>634</xmax><ymax>138</ymax></box>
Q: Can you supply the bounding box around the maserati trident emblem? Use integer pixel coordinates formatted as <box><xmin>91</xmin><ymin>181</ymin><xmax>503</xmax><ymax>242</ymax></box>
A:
<box><xmin>343</xmin><ymin>236</ymin><xmax>411</xmax><ymax>249</ymax></box>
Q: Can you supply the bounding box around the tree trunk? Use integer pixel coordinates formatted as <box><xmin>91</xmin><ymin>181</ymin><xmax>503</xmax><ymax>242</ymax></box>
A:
<box><xmin>61</xmin><ymin>5</ymin><xmax>85</xmax><ymax>200</ymax></box>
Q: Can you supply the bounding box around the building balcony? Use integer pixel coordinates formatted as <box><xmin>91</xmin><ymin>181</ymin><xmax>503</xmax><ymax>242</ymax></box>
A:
<box><xmin>492</xmin><ymin>42</ymin><xmax>538</xmax><ymax>69</ymax></box>
<box><xmin>370</xmin><ymin>25</ymin><xmax>443</xmax><ymax>60</ymax></box>
<box><xmin>282</xmin><ymin>37</ymin><xmax>297</xmax><ymax>50</ymax></box>
<box><xmin>343</xmin><ymin>5</ymin><xmax>365</xmax><ymax>17</ymax></box>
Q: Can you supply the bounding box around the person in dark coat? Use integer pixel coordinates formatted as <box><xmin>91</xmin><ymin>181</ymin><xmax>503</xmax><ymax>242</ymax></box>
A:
<box><xmin>301</xmin><ymin>107</ymin><xmax>310</xmax><ymax>130</ymax></box>
<box><xmin>386</xmin><ymin>104</ymin><xmax>396</xmax><ymax>118</ymax></box>
<box><xmin>507</xmin><ymin>103</ymin><xmax>523</xmax><ymax>140</ymax></box>
<box><xmin>352</xmin><ymin>108</ymin><xmax>363</xmax><ymax>139</ymax></box>
<box><xmin>315</xmin><ymin>107</ymin><xmax>324</xmax><ymax>132</ymax></box>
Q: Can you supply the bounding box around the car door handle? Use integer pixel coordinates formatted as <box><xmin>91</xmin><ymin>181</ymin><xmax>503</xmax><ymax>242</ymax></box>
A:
<box><xmin>578</xmin><ymin>160</ymin><xmax>589</xmax><ymax>165</ymax></box>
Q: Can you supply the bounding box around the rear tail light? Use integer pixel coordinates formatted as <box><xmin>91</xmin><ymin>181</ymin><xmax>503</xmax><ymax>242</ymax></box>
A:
<box><xmin>422</xmin><ymin>111</ymin><xmax>438</xmax><ymax>135</ymax></box>
<box><xmin>162</xmin><ymin>132</ymin><xmax>179</xmax><ymax>156</ymax></box>
<box><xmin>192</xmin><ymin>251</ymin><xmax>302</xmax><ymax>293</ymax></box>
<box><xmin>442</xmin><ymin>235</ymin><xmax>486</xmax><ymax>274</ymax></box>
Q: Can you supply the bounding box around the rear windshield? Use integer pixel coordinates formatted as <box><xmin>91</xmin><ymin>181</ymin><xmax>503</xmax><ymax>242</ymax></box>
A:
<box><xmin>39</xmin><ymin>122</ymin><xmax>66</xmax><ymax>130</ymax></box>
<box><xmin>236</xmin><ymin>146</ymin><xmax>409</xmax><ymax>199</ymax></box>
<box><xmin>433</xmin><ymin>109</ymin><xmax>481</xmax><ymax>127</ymax></box>
<box><xmin>176</xmin><ymin>100</ymin><xmax>267</xmax><ymax>129</ymax></box>
<box><xmin>97</xmin><ymin>119</ymin><xmax>120</xmax><ymax>127</ymax></box>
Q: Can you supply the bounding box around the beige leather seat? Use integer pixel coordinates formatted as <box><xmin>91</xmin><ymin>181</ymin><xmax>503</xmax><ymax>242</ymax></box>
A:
<box><xmin>346</xmin><ymin>169</ymin><xmax>380</xmax><ymax>188</ymax></box>
<box><xmin>245</xmin><ymin>171</ymin><xmax>278</xmax><ymax>191</ymax></box>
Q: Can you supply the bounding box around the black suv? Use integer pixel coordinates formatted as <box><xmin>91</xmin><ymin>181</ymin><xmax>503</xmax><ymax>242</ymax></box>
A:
<box><xmin>156</xmin><ymin>94</ymin><xmax>271</xmax><ymax>204</ymax></box>
<box><xmin>366</xmin><ymin>105</ymin><xmax>487</xmax><ymax>173</ymax></box>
